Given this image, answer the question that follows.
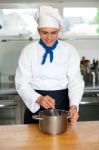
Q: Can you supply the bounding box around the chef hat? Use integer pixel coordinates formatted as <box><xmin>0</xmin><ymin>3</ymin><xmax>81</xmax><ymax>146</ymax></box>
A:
<box><xmin>34</xmin><ymin>6</ymin><xmax>65</xmax><ymax>31</ymax></box>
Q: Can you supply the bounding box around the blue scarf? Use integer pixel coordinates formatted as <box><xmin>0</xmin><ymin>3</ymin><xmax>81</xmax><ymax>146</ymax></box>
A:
<box><xmin>39</xmin><ymin>39</ymin><xmax>58</xmax><ymax>65</ymax></box>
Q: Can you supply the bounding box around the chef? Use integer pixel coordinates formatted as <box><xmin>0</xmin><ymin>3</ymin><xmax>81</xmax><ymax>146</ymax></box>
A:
<box><xmin>15</xmin><ymin>6</ymin><xmax>84</xmax><ymax>124</ymax></box>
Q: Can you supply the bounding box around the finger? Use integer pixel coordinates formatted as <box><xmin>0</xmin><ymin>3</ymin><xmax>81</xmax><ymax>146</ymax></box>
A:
<box><xmin>46</xmin><ymin>96</ymin><xmax>55</xmax><ymax>106</ymax></box>
<box><xmin>70</xmin><ymin>113</ymin><xmax>79</xmax><ymax>123</ymax></box>
<box><xmin>45</xmin><ymin>99</ymin><xmax>55</xmax><ymax>108</ymax></box>
<box><xmin>40</xmin><ymin>95</ymin><xmax>55</xmax><ymax>109</ymax></box>
<box><xmin>39</xmin><ymin>97</ymin><xmax>50</xmax><ymax>108</ymax></box>
<box><xmin>41</xmin><ymin>98</ymin><xmax>54</xmax><ymax>109</ymax></box>
<box><xmin>43</xmin><ymin>102</ymin><xmax>51</xmax><ymax>109</ymax></box>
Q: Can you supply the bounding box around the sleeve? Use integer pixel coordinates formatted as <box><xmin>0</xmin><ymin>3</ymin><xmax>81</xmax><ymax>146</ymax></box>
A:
<box><xmin>67</xmin><ymin>45</ymin><xmax>85</xmax><ymax>111</ymax></box>
<box><xmin>15</xmin><ymin>45</ymin><xmax>41</xmax><ymax>113</ymax></box>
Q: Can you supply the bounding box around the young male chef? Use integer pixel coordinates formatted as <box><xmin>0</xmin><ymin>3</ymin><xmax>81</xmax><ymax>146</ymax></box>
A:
<box><xmin>15</xmin><ymin>6</ymin><xmax>84</xmax><ymax>124</ymax></box>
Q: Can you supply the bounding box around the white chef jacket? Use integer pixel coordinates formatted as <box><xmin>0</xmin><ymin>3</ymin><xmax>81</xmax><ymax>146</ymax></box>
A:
<box><xmin>15</xmin><ymin>40</ymin><xmax>84</xmax><ymax>113</ymax></box>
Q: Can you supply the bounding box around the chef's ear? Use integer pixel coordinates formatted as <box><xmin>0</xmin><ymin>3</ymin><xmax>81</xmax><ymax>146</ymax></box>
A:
<box><xmin>37</xmin><ymin>28</ymin><xmax>40</xmax><ymax>34</ymax></box>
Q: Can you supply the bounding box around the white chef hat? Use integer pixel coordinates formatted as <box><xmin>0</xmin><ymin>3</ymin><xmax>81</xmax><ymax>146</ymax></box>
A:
<box><xmin>34</xmin><ymin>6</ymin><xmax>65</xmax><ymax>32</ymax></box>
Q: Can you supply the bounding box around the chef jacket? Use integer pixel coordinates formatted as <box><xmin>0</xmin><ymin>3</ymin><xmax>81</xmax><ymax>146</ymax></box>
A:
<box><xmin>15</xmin><ymin>40</ymin><xmax>84</xmax><ymax>113</ymax></box>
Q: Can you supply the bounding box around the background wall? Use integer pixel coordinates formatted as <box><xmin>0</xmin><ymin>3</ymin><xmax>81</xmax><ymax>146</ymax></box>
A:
<box><xmin>0</xmin><ymin>40</ymin><xmax>29</xmax><ymax>83</ymax></box>
<box><xmin>67</xmin><ymin>39</ymin><xmax>99</xmax><ymax>61</ymax></box>
<box><xmin>0</xmin><ymin>0</ymin><xmax>98</xmax><ymax>83</ymax></box>
<box><xmin>0</xmin><ymin>39</ymin><xmax>99</xmax><ymax>83</ymax></box>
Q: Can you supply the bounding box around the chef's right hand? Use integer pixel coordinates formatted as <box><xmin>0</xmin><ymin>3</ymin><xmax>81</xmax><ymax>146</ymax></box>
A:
<box><xmin>36</xmin><ymin>95</ymin><xmax>55</xmax><ymax>109</ymax></box>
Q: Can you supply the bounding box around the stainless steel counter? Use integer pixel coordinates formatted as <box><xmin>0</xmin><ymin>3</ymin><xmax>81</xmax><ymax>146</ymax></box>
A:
<box><xmin>0</xmin><ymin>83</ymin><xmax>99</xmax><ymax>95</ymax></box>
<box><xmin>0</xmin><ymin>88</ymin><xmax>17</xmax><ymax>94</ymax></box>
<box><xmin>0</xmin><ymin>83</ymin><xmax>17</xmax><ymax>94</ymax></box>
<box><xmin>0</xmin><ymin>83</ymin><xmax>98</xmax><ymax>123</ymax></box>
<box><xmin>84</xmin><ymin>84</ymin><xmax>99</xmax><ymax>93</ymax></box>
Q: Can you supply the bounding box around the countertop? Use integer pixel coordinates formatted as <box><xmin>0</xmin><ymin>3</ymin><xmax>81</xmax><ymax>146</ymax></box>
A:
<box><xmin>0</xmin><ymin>121</ymin><xmax>99</xmax><ymax>150</ymax></box>
<box><xmin>0</xmin><ymin>83</ymin><xmax>99</xmax><ymax>95</ymax></box>
<box><xmin>84</xmin><ymin>84</ymin><xmax>99</xmax><ymax>93</ymax></box>
<box><xmin>0</xmin><ymin>83</ymin><xmax>17</xmax><ymax>94</ymax></box>
<box><xmin>0</xmin><ymin>87</ymin><xmax>17</xmax><ymax>94</ymax></box>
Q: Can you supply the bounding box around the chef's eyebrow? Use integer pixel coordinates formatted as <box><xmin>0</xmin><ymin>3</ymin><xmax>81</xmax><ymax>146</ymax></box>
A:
<box><xmin>41</xmin><ymin>31</ymin><xmax>58</xmax><ymax>34</ymax></box>
<box><xmin>41</xmin><ymin>31</ymin><xmax>48</xmax><ymax>34</ymax></box>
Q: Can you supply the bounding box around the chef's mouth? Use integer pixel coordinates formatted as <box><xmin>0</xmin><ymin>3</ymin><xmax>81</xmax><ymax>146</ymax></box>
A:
<box><xmin>45</xmin><ymin>41</ymin><xmax>55</xmax><ymax>47</ymax></box>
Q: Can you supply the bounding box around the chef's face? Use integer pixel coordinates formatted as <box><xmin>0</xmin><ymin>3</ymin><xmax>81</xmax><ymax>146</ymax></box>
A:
<box><xmin>38</xmin><ymin>27</ymin><xmax>59</xmax><ymax>47</ymax></box>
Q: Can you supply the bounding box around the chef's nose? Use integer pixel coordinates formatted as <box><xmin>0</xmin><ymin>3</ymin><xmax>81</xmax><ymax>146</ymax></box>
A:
<box><xmin>47</xmin><ymin>33</ymin><xmax>51</xmax><ymax>39</ymax></box>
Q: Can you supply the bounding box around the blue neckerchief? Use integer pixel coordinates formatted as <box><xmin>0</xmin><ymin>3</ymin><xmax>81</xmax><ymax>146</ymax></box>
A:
<box><xmin>39</xmin><ymin>39</ymin><xmax>58</xmax><ymax>65</ymax></box>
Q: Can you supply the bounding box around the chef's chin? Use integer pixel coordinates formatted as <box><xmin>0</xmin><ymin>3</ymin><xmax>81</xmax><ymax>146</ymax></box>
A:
<box><xmin>45</xmin><ymin>41</ymin><xmax>55</xmax><ymax>47</ymax></box>
<box><xmin>46</xmin><ymin>44</ymin><xmax>53</xmax><ymax>47</ymax></box>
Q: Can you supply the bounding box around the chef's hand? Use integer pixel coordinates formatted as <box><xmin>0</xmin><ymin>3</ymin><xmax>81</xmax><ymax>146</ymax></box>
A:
<box><xmin>36</xmin><ymin>95</ymin><xmax>55</xmax><ymax>109</ymax></box>
<box><xmin>69</xmin><ymin>105</ymin><xmax>79</xmax><ymax>123</ymax></box>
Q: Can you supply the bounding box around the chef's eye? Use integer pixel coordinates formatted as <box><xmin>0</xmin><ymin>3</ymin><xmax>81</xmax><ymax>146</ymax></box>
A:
<box><xmin>51</xmin><ymin>31</ymin><xmax>57</xmax><ymax>35</ymax></box>
<box><xmin>41</xmin><ymin>31</ymin><xmax>47</xmax><ymax>35</ymax></box>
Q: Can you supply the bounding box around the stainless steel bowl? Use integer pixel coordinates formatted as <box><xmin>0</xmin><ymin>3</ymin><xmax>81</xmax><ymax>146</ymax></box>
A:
<box><xmin>32</xmin><ymin>109</ymin><xmax>70</xmax><ymax>135</ymax></box>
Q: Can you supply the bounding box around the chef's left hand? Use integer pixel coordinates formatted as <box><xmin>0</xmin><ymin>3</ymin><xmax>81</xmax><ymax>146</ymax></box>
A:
<box><xmin>69</xmin><ymin>105</ymin><xmax>79</xmax><ymax>123</ymax></box>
